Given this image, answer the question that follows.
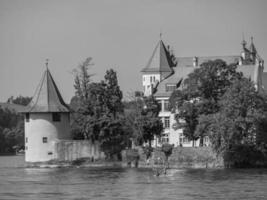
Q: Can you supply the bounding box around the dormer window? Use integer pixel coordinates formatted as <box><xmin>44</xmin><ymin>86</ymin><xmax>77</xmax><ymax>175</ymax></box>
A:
<box><xmin>165</xmin><ymin>84</ymin><xmax>176</xmax><ymax>92</ymax></box>
<box><xmin>52</xmin><ymin>113</ymin><xmax>61</xmax><ymax>122</ymax></box>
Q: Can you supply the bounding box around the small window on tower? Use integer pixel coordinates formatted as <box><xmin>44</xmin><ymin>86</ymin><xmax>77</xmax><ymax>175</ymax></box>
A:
<box><xmin>43</xmin><ymin>137</ymin><xmax>48</xmax><ymax>143</ymax></box>
<box><xmin>25</xmin><ymin>113</ymin><xmax>30</xmax><ymax>122</ymax></box>
<box><xmin>52</xmin><ymin>113</ymin><xmax>61</xmax><ymax>122</ymax></box>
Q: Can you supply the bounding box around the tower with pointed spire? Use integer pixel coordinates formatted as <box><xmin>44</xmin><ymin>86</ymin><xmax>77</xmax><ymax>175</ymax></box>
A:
<box><xmin>23</xmin><ymin>62</ymin><xmax>71</xmax><ymax>162</ymax></box>
<box><xmin>141</xmin><ymin>38</ymin><xmax>175</xmax><ymax>96</ymax></box>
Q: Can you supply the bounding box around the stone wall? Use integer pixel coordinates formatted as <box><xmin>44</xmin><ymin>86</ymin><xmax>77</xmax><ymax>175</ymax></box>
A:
<box><xmin>52</xmin><ymin>140</ymin><xmax>105</xmax><ymax>161</ymax></box>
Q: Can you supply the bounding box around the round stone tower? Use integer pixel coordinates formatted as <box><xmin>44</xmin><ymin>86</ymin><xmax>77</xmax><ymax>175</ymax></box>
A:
<box><xmin>23</xmin><ymin>66</ymin><xmax>71</xmax><ymax>162</ymax></box>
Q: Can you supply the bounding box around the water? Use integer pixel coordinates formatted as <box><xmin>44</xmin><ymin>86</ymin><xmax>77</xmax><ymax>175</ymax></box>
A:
<box><xmin>0</xmin><ymin>156</ymin><xmax>267</xmax><ymax>200</ymax></box>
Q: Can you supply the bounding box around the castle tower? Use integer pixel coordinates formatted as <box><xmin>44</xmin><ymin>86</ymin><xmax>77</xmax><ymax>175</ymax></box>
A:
<box><xmin>141</xmin><ymin>39</ymin><xmax>174</xmax><ymax>96</ymax></box>
<box><xmin>23</xmin><ymin>63</ymin><xmax>71</xmax><ymax>162</ymax></box>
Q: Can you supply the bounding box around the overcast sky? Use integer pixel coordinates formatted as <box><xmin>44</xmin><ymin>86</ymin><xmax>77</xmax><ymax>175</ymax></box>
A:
<box><xmin>0</xmin><ymin>0</ymin><xmax>267</xmax><ymax>103</ymax></box>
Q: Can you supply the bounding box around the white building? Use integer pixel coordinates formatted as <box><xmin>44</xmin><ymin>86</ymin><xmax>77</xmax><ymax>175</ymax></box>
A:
<box><xmin>23</xmin><ymin>66</ymin><xmax>71</xmax><ymax>162</ymax></box>
<box><xmin>141</xmin><ymin>37</ymin><xmax>264</xmax><ymax>147</ymax></box>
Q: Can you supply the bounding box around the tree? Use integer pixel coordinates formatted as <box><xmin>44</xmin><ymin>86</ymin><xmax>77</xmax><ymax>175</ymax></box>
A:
<box><xmin>71</xmin><ymin>61</ymin><xmax>129</xmax><ymax>159</ymax></box>
<box><xmin>125</xmin><ymin>95</ymin><xmax>163</xmax><ymax>148</ymax></box>
<box><xmin>170</xmin><ymin>60</ymin><xmax>242</xmax><ymax>146</ymax></box>
<box><xmin>104</xmin><ymin>69</ymin><xmax>124</xmax><ymax>118</ymax></box>
<box><xmin>73</xmin><ymin>57</ymin><xmax>94</xmax><ymax>101</ymax></box>
<box><xmin>7</xmin><ymin>96</ymin><xmax>32</xmax><ymax>106</ymax></box>
<box><xmin>203</xmin><ymin>78</ymin><xmax>267</xmax><ymax>167</ymax></box>
<box><xmin>0</xmin><ymin>107</ymin><xmax>24</xmax><ymax>153</ymax></box>
<box><xmin>161</xmin><ymin>143</ymin><xmax>174</xmax><ymax>169</ymax></box>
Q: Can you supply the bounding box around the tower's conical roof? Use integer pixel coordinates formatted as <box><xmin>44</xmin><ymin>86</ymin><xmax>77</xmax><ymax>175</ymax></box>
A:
<box><xmin>141</xmin><ymin>40</ymin><xmax>173</xmax><ymax>74</ymax></box>
<box><xmin>25</xmin><ymin>68</ymin><xmax>69</xmax><ymax>113</ymax></box>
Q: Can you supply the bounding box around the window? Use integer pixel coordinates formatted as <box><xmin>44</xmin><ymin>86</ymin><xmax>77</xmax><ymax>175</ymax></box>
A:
<box><xmin>25</xmin><ymin>113</ymin><xmax>30</xmax><ymax>122</ymax></box>
<box><xmin>163</xmin><ymin>100</ymin><xmax>170</xmax><ymax>111</ymax></box>
<box><xmin>25</xmin><ymin>137</ymin><xmax>28</xmax><ymax>143</ymax></box>
<box><xmin>164</xmin><ymin>117</ymin><xmax>170</xmax><ymax>129</ymax></box>
<box><xmin>161</xmin><ymin>133</ymin><xmax>169</xmax><ymax>144</ymax></box>
<box><xmin>43</xmin><ymin>137</ymin><xmax>48</xmax><ymax>143</ymax></box>
<box><xmin>179</xmin><ymin>133</ymin><xmax>190</xmax><ymax>144</ymax></box>
<box><xmin>165</xmin><ymin>84</ymin><xmax>176</xmax><ymax>92</ymax></box>
<box><xmin>52</xmin><ymin>113</ymin><xmax>61</xmax><ymax>122</ymax></box>
<box><xmin>150</xmin><ymin>76</ymin><xmax>152</xmax><ymax>83</ymax></box>
<box><xmin>153</xmin><ymin>76</ymin><xmax>155</xmax><ymax>82</ymax></box>
<box><xmin>161</xmin><ymin>137</ymin><xmax>169</xmax><ymax>143</ymax></box>
<box><xmin>143</xmin><ymin>76</ymin><xmax>145</xmax><ymax>82</ymax></box>
<box><xmin>25</xmin><ymin>146</ymin><xmax>28</xmax><ymax>150</ymax></box>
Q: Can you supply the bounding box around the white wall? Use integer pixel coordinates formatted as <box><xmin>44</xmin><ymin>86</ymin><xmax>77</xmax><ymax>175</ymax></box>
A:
<box><xmin>142</xmin><ymin>73</ymin><xmax>160</xmax><ymax>96</ymax></box>
<box><xmin>52</xmin><ymin>140</ymin><xmax>105</xmax><ymax>161</ymax></box>
<box><xmin>25</xmin><ymin>113</ymin><xmax>71</xmax><ymax>162</ymax></box>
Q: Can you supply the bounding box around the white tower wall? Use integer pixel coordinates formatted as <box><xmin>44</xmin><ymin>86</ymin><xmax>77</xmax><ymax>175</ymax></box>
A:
<box><xmin>25</xmin><ymin>113</ymin><xmax>71</xmax><ymax>162</ymax></box>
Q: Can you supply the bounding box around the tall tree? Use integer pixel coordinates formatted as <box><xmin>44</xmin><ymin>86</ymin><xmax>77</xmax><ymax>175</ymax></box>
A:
<box><xmin>104</xmin><ymin>69</ymin><xmax>124</xmax><ymax>118</ymax></box>
<box><xmin>71</xmin><ymin>62</ymin><xmax>128</xmax><ymax>159</ymax></box>
<box><xmin>208</xmin><ymin>78</ymin><xmax>267</xmax><ymax>151</ymax></box>
<box><xmin>125</xmin><ymin>95</ymin><xmax>163</xmax><ymax>148</ymax></box>
<box><xmin>170</xmin><ymin>60</ymin><xmax>242</xmax><ymax>146</ymax></box>
<box><xmin>73</xmin><ymin>57</ymin><xmax>94</xmax><ymax>101</ymax></box>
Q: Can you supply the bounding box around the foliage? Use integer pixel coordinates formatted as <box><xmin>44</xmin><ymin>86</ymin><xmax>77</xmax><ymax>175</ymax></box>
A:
<box><xmin>71</xmin><ymin>60</ymin><xmax>129</xmax><ymax>159</ymax></box>
<box><xmin>0</xmin><ymin>107</ymin><xmax>24</xmax><ymax>153</ymax></box>
<box><xmin>142</xmin><ymin>146</ymin><xmax>153</xmax><ymax>160</ymax></box>
<box><xmin>7</xmin><ymin>96</ymin><xmax>32</xmax><ymax>106</ymax></box>
<box><xmin>202</xmin><ymin>78</ymin><xmax>267</xmax><ymax>167</ymax></box>
<box><xmin>124</xmin><ymin>95</ymin><xmax>163</xmax><ymax>148</ymax></box>
<box><xmin>170</xmin><ymin>60</ymin><xmax>242</xmax><ymax>146</ymax></box>
<box><xmin>73</xmin><ymin>57</ymin><xmax>94</xmax><ymax>101</ymax></box>
<box><xmin>161</xmin><ymin>143</ymin><xmax>174</xmax><ymax>163</ymax></box>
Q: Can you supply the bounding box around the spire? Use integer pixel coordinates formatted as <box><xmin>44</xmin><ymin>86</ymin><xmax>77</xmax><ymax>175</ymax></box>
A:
<box><xmin>45</xmin><ymin>59</ymin><xmax>49</xmax><ymax>69</ymax></box>
<box><xmin>141</xmin><ymin>39</ymin><xmax>174</xmax><ymax>78</ymax></box>
<box><xmin>249</xmin><ymin>36</ymin><xmax>257</xmax><ymax>54</ymax></box>
<box><xmin>25</xmin><ymin>67</ymin><xmax>69</xmax><ymax>113</ymax></box>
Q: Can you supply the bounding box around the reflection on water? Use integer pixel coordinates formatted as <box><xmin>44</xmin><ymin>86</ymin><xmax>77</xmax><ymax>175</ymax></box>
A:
<box><xmin>0</xmin><ymin>156</ymin><xmax>267</xmax><ymax>200</ymax></box>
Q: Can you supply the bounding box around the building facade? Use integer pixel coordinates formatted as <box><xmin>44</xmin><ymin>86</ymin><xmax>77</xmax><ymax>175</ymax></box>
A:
<box><xmin>141</xmin><ymin>37</ymin><xmax>264</xmax><ymax>147</ymax></box>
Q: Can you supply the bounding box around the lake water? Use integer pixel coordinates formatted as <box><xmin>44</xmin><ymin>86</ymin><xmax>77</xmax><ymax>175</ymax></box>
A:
<box><xmin>1</xmin><ymin>156</ymin><xmax>267</xmax><ymax>200</ymax></box>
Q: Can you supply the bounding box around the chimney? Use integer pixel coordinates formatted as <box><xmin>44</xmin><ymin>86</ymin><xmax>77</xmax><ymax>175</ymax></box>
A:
<box><xmin>193</xmin><ymin>56</ymin><xmax>198</xmax><ymax>67</ymax></box>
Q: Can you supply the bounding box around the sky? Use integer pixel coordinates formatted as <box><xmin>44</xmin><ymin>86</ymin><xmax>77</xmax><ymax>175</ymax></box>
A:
<box><xmin>0</xmin><ymin>0</ymin><xmax>267</xmax><ymax>103</ymax></box>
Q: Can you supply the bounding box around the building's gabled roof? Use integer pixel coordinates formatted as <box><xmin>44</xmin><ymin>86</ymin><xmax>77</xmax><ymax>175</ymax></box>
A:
<box><xmin>154</xmin><ymin>55</ymin><xmax>257</xmax><ymax>98</ymax></box>
<box><xmin>24</xmin><ymin>69</ymin><xmax>69</xmax><ymax>113</ymax></box>
<box><xmin>141</xmin><ymin>40</ymin><xmax>174</xmax><ymax>74</ymax></box>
